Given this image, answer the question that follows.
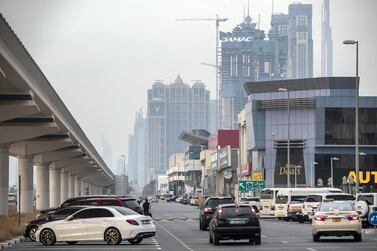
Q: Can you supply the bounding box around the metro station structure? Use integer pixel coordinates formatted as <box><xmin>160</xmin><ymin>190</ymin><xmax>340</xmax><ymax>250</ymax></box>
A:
<box><xmin>0</xmin><ymin>15</ymin><xmax>114</xmax><ymax>216</ymax></box>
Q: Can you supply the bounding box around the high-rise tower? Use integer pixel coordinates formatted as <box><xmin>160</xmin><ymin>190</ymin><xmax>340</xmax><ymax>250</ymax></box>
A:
<box><xmin>287</xmin><ymin>3</ymin><xmax>313</xmax><ymax>79</ymax></box>
<box><xmin>321</xmin><ymin>0</ymin><xmax>333</xmax><ymax>77</ymax></box>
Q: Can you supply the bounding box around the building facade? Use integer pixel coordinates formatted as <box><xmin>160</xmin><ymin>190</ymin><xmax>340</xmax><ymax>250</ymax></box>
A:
<box><xmin>243</xmin><ymin>77</ymin><xmax>377</xmax><ymax>192</ymax></box>
<box><xmin>128</xmin><ymin>109</ymin><xmax>146</xmax><ymax>190</ymax></box>
<box><xmin>321</xmin><ymin>0</ymin><xmax>333</xmax><ymax>77</ymax></box>
<box><xmin>287</xmin><ymin>3</ymin><xmax>313</xmax><ymax>79</ymax></box>
<box><xmin>146</xmin><ymin>76</ymin><xmax>210</xmax><ymax>178</ymax></box>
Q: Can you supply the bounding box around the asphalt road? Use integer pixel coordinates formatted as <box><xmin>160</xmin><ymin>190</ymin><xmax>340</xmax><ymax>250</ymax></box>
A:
<box><xmin>6</xmin><ymin>200</ymin><xmax>377</xmax><ymax>251</ymax></box>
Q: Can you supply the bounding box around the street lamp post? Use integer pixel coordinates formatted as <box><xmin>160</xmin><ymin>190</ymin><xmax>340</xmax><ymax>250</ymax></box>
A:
<box><xmin>311</xmin><ymin>162</ymin><xmax>319</xmax><ymax>188</ymax></box>
<box><xmin>343</xmin><ymin>40</ymin><xmax>360</xmax><ymax>192</ymax></box>
<box><xmin>120</xmin><ymin>154</ymin><xmax>126</xmax><ymax>195</ymax></box>
<box><xmin>330</xmin><ymin>157</ymin><xmax>339</xmax><ymax>188</ymax></box>
<box><xmin>278</xmin><ymin>88</ymin><xmax>290</xmax><ymax>188</ymax></box>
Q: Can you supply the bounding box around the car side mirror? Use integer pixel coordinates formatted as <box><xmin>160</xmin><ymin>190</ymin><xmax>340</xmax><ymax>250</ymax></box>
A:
<box><xmin>66</xmin><ymin>215</ymin><xmax>74</xmax><ymax>221</ymax></box>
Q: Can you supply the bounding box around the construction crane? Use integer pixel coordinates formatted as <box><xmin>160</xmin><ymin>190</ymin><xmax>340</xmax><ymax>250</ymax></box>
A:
<box><xmin>177</xmin><ymin>15</ymin><xmax>228</xmax><ymax>129</ymax></box>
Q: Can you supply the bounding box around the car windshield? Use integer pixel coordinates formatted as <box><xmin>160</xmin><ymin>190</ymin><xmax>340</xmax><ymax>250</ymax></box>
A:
<box><xmin>220</xmin><ymin>206</ymin><xmax>252</xmax><ymax>218</ymax></box>
<box><xmin>242</xmin><ymin>198</ymin><xmax>259</xmax><ymax>202</ymax></box>
<box><xmin>114</xmin><ymin>207</ymin><xmax>139</xmax><ymax>216</ymax></box>
<box><xmin>305</xmin><ymin>195</ymin><xmax>322</xmax><ymax>203</ymax></box>
<box><xmin>319</xmin><ymin>202</ymin><xmax>355</xmax><ymax>212</ymax></box>
<box><xmin>276</xmin><ymin>195</ymin><xmax>288</xmax><ymax>204</ymax></box>
<box><xmin>291</xmin><ymin>196</ymin><xmax>306</xmax><ymax>203</ymax></box>
<box><xmin>325</xmin><ymin>194</ymin><xmax>355</xmax><ymax>201</ymax></box>
<box><xmin>207</xmin><ymin>198</ymin><xmax>234</xmax><ymax>208</ymax></box>
<box><xmin>122</xmin><ymin>199</ymin><xmax>139</xmax><ymax>208</ymax></box>
<box><xmin>261</xmin><ymin>190</ymin><xmax>274</xmax><ymax>199</ymax></box>
<box><xmin>357</xmin><ymin>195</ymin><xmax>374</xmax><ymax>205</ymax></box>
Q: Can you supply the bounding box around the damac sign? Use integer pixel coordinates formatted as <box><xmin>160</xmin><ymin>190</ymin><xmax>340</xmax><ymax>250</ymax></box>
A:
<box><xmin>348</xmin><ymin>171</ymin><xmax>377</xmax><ymax>184</ymax></box>
<box><xmin>221</xmin><ymin>37</ymin><xmax>252</xmax><ymax>42</ymax></box>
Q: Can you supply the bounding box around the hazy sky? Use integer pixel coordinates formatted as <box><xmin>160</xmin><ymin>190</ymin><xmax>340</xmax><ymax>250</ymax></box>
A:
<box><xmin>1</xmin><ymin>0</ymin><xmax>376</xmax><ymax>174</ymax></box>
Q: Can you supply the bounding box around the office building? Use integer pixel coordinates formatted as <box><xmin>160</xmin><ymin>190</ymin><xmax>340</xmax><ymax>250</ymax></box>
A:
<box><xmin>127</xmin><ymin>109</ymin><xmax>146</xmax><ymax>189</ymax></box>
<box><xmin>146</xmin><ymin>76</ymin><xmax>210</xmax><ymax>177</ymax></box>
<box><xmin>243</xmin><ymin>77</ymin><xmax>377</xmax><ymax>192</ymax></box>
<box><xmin>321</xmin><ymin>0</ymin><xmax>333</xmax><ymax>77</ymax></box>
<box><xmin>287</xmin><ymin>3</ymin><xmax>313</xmax><ymax>79</ymax></box>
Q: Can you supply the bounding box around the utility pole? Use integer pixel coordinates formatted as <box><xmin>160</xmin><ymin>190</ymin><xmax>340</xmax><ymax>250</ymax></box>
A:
<box><xmin>177</xmin><ymin>15</ymin><xmax>228</xmax><ymax>129</ymax></box>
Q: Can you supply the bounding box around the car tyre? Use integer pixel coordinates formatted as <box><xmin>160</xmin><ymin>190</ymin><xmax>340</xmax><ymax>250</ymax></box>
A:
<box><xmin>66</xmin><ymin>241</ymin><xmax>78</xmax><ymax>245</ymax></box>
<box><xmin>104</xmin><ymin>227</ymin><xmax>122</xmax><ymax>245</ymax></box>
<box><xmin>312</xmin><ymin>233</ymin><xmax>320</xmax><ymax>242</ymax></box>
<box><xmin>213</xmin><ymin>232</ymin><xmax>220</xmax><ymax>245</ymax></box>
<box><xmin>254</xmin><ymin>235</ymin><xmax>261</xmax><ymax>245</ymax></box>
<box><xmin>28</xmin><ymin>225</ymin><xmax>38</xmax><ymax>242</ymax></box>
<box><xmin>39</xmin><ymin>228</ymin><xmax>56</xmax><ymax>246</ymax></box>
<box><xmin>354</xmin><ymin>233</ymin><xmax>362</xmax><ymax>242</ymax></box>
<box><xmin>128</xmin><ymin>238</ymin><xmax>143</xmax><ymax>245</ymax></box>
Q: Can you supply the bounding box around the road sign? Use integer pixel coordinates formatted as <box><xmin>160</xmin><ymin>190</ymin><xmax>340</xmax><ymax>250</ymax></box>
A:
<box><xmin>252</xmin><ymin>180</ymin><xmax>266</xmax><ymax>191</ymax></box>
<box><xmin>239</xmin><ymin>181</ymin><xmax>253</xmax><ymax>191</ymax></box>
<box><xmin>368</xmin><ymin>212</ymin><xmax>377</xmax><ymax>225</ymax></box>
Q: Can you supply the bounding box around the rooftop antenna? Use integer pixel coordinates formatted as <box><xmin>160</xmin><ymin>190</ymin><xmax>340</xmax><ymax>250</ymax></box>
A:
<box><xmin>247</xmin><ymin>0</ymin><xmax>250</xmax><ymax>17</ymax></box>
<box><xmin>243</xmin><ymin>4</ymin><xmax>246</xmax><ymax>22</ymax></box>
<box><xmin>258</xmin><ymin>14</ymin><xmax>260</xmax><ymax>29</ymax></box>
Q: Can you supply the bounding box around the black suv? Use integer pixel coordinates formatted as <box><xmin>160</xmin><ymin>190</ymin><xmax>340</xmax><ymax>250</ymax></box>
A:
<box><xmin>199</xmin><ymin>197</ymin><xmax>234</xmax><ymax>230</ymax></box>
<box><xmin>208</xmin><ymin>204</ymin><xmax>261</xmax><ymax>245</ymax></box>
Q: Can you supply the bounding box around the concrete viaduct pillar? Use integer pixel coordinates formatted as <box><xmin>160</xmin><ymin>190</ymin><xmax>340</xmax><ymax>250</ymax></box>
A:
<box><xmin>74</xmin><ymin>175</ymin><xmax>81</xmax><ymax>196</ymax></box>
<box><xmin>49</xmin><ymin>167</ymin><xmax>61</xmax><ymax>207</ymax></box>
<box><xmin>60</xmin><ymin>169</ymin><xmax>69</xmax><ymax>203</ymax></box>
<box><xmin>36</xmin><ymin>164</ymin><xmax>49</xmax><ymax>211</ymax></box>
<box><xmin>68</xmin><ymin>173</ymin><xmax>75</xmax><ymax>198</ymax></box>
<box><xmin>17</xmin><ymin>156</ymin><xmax>34</xmax><ymax>213</ymax></box>
<box><xmin>0</xmin><ymin>146</ymin><xmax>9</xmax><ymax>216</ymax></box>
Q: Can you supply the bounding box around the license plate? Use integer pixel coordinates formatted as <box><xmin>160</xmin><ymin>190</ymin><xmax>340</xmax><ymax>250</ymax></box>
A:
<box><xmin>332</xmin><ymin>218</ymin><xmax>341</xmax><ymax>223</ymax></box>
<box><xmin>229</xmin><ymin>220</ymin><xmax>245</xmax><ymax>224</ymax></box>
<box><xmin>142</xmin><ymin>220</ymin><xmax>150</xmax><ymax>225</ymax></box>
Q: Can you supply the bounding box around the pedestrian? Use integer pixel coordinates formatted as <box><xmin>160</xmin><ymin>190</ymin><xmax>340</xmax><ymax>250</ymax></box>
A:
<box><xmin>143</xmin><ymin>199</ymin><xmax>151</xmax><ymax>217</ymax></box>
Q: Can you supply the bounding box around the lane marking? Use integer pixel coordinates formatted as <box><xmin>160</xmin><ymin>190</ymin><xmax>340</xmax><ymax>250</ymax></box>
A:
<box><xmin>281</xmin><ymin>240</ymin><xmax>288</xmax><ymax>244</ymax></box>
<box><xmin>156</xmin><ymin>221</ymin><xmax>193</xmax><ymax>251</ymax></box>
<box><xmin>261</xmin><ymin>235</ymin><xmax>268</xmax><ymax>238</ymax></box>
<box><xmin>307</xmin><ymin>248</ymin><xmax>317</xmax><ymax>251</ymax></box>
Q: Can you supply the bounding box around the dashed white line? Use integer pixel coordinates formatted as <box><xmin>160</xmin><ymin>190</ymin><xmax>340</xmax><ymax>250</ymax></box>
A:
<box><xmin>307</xmin><ymin>248</ymin><xmax>317</xmax><ymax>251</ymax></box>
<box><xmin>281</xmin><ymin>240</ymin><xmax>289</xmax><ymax>244</ymax></box>
<box><xmin>261</xmin><ymin>235</ymin><xmax>268</xmax><ymax>238</ymax></box>
<box><xmin>156</xmin><ymin>221</ymin><xmax>193</xmax><ymax>251</ymax></box>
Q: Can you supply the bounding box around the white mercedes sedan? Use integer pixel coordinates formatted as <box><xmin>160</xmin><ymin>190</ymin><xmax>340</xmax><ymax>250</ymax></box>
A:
<box><xmin>35</xmin><ymin>206</ymin><xmax>156</xmax><ymax>246</ymax></box>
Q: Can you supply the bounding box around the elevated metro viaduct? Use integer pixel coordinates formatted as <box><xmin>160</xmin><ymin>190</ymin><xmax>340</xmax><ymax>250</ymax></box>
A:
<box><xmin>0</xmin><ymin>14</ymin><xmax>115</xmax><ymax>215</ymax></box>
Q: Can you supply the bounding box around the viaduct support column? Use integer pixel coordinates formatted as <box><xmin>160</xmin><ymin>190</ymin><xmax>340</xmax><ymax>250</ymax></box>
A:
<box><xmin>74</xmin><ymin>175</ymin><xmax>81</xmax><ymax>196</ymax></box>
<box><xmin>60</xmin><ymin>170</ymin><xmax>69</xmax><ymax>203</ymax></box>
<box><xmin>18</xmin><ymin>156</ymin><xmax>34</xmax><ymax>213</ymax></box>
<box><xmin>49</xmin><ymin>167</ymin><xmax>61</xmax><ymax>208</ymax></box>
<box><xmin>36</xmin><ymin>164</ymin><xmax>49</xmax><ymax>211</ymax></box>
<box><xmin>68</xmin><ymin>173</ymin><xmax>74</xmax><ymax>198</ymax></box>
<box><xmin>81</xmin><ymin>181</ymin><xmax>86</xmax><ymax>196</ymax></box>
<box><xmin>0</xmin><ymin>147</ymin><xmax>9</xmax><ymax>216</ymax></box>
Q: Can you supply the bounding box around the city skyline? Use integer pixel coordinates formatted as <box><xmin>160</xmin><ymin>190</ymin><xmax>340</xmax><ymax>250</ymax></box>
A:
<box><xmin>0</xmin><ymin>0</ymin><xmax>376</xmax><ymax>172</ymax></box>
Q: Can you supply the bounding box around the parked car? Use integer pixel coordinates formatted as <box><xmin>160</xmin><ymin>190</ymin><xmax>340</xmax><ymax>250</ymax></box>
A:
<box><xmin>312</xmin><ymin>201</ymin><xmax>362</xmax><ymax>242</ymax></box>
<box><xmin>25</xmin><ymin>206</ymin><xmax>86</xmax><ymax>241</ymax></box>
<box><xmin>36</xmin><ymin>195</ymin><xmax>119</xmax><ymax>220</ymax></box>
<box><xmin>181</xmin><ymin>196</ymin><xmax>190</xmax><ymax>205</ymax></box>
<box><xmin>208</xmin><ymin>204</ymin><xmax>261</xmax><ymax>245</ymax></box>
<box><xmin>35</xmin><ymin>206</ymin><xmax>156</xmax><ymax>246</ymax></box>
<box><xmin>150</xmin><ymin>196</ymin><xmax>158</xmax><ymax>203</ymax></box>
<box><xmin>68</xmin><ymin>197</ymin><xmax>124</xmax><ymax>207</ymax></box>
<box><xmin>120</xmin><ymin>198</ymin><xmax>143</xmax><ymax>214</ymax></box>
<box><xmin>199</xmin><ymin>196</ymin><xmax>235</xmax><ymax>230</ymax></box>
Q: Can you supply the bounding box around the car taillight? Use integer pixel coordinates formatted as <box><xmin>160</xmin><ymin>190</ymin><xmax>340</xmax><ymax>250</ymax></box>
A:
<box><xmin>313</xmin><ymin>215</ymin><xmax>327</xmax><ymax>221</ymax></box>
<box><xmin>251</xmin><ymin>207</ymin><xmax>256</xmax><ymax>214</ymax></box>
<box><xmin>346</xmin><ymin>215</ymin><xmax>359</xmax><ymax>221</ymax></box>
<box><xmin>217</xmin><ymin>208</ymin><xmax>223</xmax><ymax>214</ymax></box>
<box><xmin>204</xmin><ymin>207</ymin><xmax>212</xmax><ymax>213</ymax></box>
<box><xmin>126</xmin><ymin>219</ymin><xmax>139</xmax><ymax>225</ymax></box>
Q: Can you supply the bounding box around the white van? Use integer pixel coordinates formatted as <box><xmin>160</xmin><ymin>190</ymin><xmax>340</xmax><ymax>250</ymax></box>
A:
<box><xmin>260</xmin><ymin>188</ymin><xmax>291</xmax><ymax>216</ymax></box>
<box><xmin>300</xmin><ymin>193</ymin><xmax>355</xmax><ymax>222</ymax></box>
<box><xmin>274</xmin><ymin>188</ymin><xmax>342</xmax><ymax>220</ymax></box>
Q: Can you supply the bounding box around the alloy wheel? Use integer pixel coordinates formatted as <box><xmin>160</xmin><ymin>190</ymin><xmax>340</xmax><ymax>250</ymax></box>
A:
<box><xmin>105</xmin><ymin>228</ymin><xmax>121</xmax><ymax>245</ymax></box>
<box><xmin>40</xmin><ymin>229</ymin><xmax>56</xmax><ymax>246</ymax></box>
